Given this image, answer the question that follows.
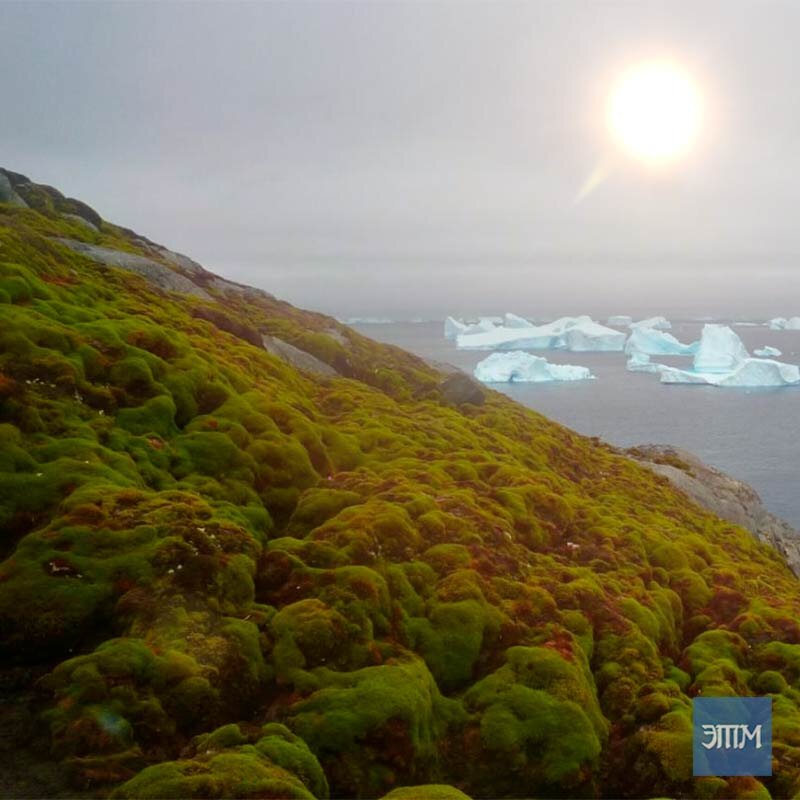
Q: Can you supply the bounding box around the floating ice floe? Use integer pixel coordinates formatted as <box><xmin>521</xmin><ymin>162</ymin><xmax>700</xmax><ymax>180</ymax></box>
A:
<box><xmin>504</xmin><ymin>312</ymin><xmax>533</xmax><ymax>328</ymax></box>
<box><xmin>462</xmin><ymin>318</ymin><xmax>497</xmax><ymax>335</ymax></box>
<box><xmin>607</xmin><ymin>315</ymin><xmax>633</xmax><ymax>327</ymax></box>
<box><xmin>657</xmin><ymin>324</ymin><xmax>800</xmax><ymax>387</ymax></box>
<box><xmin>624</xmin><ymin>327</ymin><xmax>698</xmax><ymax>356</ymax></box>
<box><xmin>629</xmin><ymin>316</ymin><xmax>672</xmax><ymax>331</ymax></box>
<box><xmin>768</xmin><ymin>317</ymin><xmax>800</xmax><ymax>330</ymax></box>
<box><xmin>444</xmin><ymin>316</ymin><xmax>468</xmax><ymax>339</ymax></box>
<box><xmin>754</xmin><ymin>345</ymin><xmax>782</xmax><ymax>357</ymax></box>
<box><xmin>456</xmin><ymin>314</ymin><xmax>626</xmax><ymax>352</ymax></box>
<box><xmin>626</xmin><ymin>351</ymin><xmax>664</xmax><ymax>374</ymax></box>
<box><xmin>474</xmin><ymin>351</ymin><xmax>595</xmax><ymax>383</ymax></box>
<box><xmin>660</xmin><ymin>359</ymin><xmax>800</xmax><ymax>387</ymax></box>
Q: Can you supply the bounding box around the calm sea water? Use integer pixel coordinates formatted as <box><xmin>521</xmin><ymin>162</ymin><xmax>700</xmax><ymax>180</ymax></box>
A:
<box><xmin>353</xmin><ymin>320</ymin><xmax>800</xmax><ymax>528</ymax></box>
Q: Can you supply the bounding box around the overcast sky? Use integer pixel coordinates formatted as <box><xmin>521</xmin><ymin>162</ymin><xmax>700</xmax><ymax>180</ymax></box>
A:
<box><xmin>3</xmin><ymin>0</ymin><xmax>800</xmax><ymax>318</ymax></box>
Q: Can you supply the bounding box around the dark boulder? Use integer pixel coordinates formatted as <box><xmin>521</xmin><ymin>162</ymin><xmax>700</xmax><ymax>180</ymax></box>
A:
<box><xmin>440</xmin><ymin>371</ymin><xmax>486</xmax><ymax>406</ymax></box>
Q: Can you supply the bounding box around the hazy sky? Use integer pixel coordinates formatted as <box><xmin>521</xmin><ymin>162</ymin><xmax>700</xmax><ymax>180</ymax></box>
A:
<box><xmin>3</xmin><ymin>0</ymin><xmax>800</xmax><ymax>318</ymax></box>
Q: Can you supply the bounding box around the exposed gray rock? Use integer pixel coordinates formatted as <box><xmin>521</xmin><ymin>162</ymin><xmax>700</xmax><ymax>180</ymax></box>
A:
<box><xmin>440</xmin><ymin>371</ymin><xmax>486</xmax><ymax>406</ymax></box>
<box><xmin>262</xmin><ymin>335</ymin><xmax>339</xmax><ymax>377</ymax></box>
<box><xmin>0</xmin><ymin>173</ymin><xmax>27</xmax><ymax>207</ymax></box>
<box><xmin>204</xmin><ymin>275</ymin><xmax>275</xmax><ymax>300</ymax></box>
<box><xmin>628</xmin><ymin>444</ymin><xmax>800</xmax><ymax>576</ymax></box>
<box><xmin>61</xmin><ymin>213</ymin><xmax>98</xmax><ymax>233</ymax></box>
<box><xmin>324</xmin><ymin>328</ymin><xmax>349</xmax><ymax>347</ymax></box>
<box><xmin>54</xmin><ymin>237</ymin><xmax>211</xmax><ymax>300</ymax></box>
<box><xmin>156</xmin><ymin>247</ymin><xmax>207</xmax><ymax>276</ymax></box>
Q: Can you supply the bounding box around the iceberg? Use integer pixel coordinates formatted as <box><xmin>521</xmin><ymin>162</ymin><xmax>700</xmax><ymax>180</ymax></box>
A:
<box><xmin>444</xmin><ymin>316</ymin><xmax>468</xmax><ymax>339</ymax></box>
<box><xmin>504</xmin><ymin>312</ymin><xmax>533</xmax><ymax>328</ymax></box>
<box><xmin>768</xmin><ymin>317</ymin><xmax>800</xmax><ymax>330</ymax></box>
<box><xmin>630</xmin><ymin>316</ymin><xmax>672</xmax><ymax>331</ymax></box>
<box><xmin>474</xmin><ymin>351</ymin><xmax>594</xmax><ymax>383</ymax></box>
<box><xmin>660</xmin><ymin>359</ymin><xmax>800</xmax><ymax>387</ymax></box>
<box><xmin>626</xmin><ymin>351</ymin><xmax>663</xmax><ymax>374</ymax></box>
<box><xmin>462</xmin><ymin>318</ymin><xmax>497</xmax><ymax>335</ymax></box>
<box><xmin>654</xmin><ymin>324</ymin><xmax>800</xmax><ymax>387</ymax></box>
<box><xmin>445</xmin><ymin>316</ymin><xmax>502</xmax><ymax>339</ymax></box>
<box><xmin>624</xmin><ymin>327</ymin><xmax>698</xmax><ymax>356</ymax></box>
<box><xmin>560</xmin><ymin>318</ymin><xmax>627</xmax><ymax>351</ymax></box>
<box><xmin>693</xmin><ymin>324</ymin><xmax>750</xmax><ymax>373</ymax></box>
<box><xmin>607</xmin><ymin>315</ymin><xmax>633</xmax><ymax>327</ymax></box>
<box><xmin>456</xmin><ymin>315</ymin><xmax>626</xmax><ymax>352</ymax></box>
<box><xmin>754</xmin><ymin>345</ymin><xmax>782</xmax><ymax>357</ymax></box>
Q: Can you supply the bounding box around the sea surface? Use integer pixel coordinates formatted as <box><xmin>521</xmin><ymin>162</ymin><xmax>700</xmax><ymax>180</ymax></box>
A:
<box><xmin>352</xmin><ymin>320</ymin><xmax>800</xmax><ymax>528</ymax></box>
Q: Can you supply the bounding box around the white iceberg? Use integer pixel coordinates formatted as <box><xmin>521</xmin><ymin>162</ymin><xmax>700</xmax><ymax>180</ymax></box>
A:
<box><xmin>607</xmin><ymin>315</ymin><xmax>633</xmax><ymax>327</ymax></box>
<box><xmin>444</xmin><ymin>316</ymin><xmax>468</xmax><ymax>339</ymax></box>
<box><xmin>656</xmin><ymin>324</ymin><xmax>800</xmax><ymax>387</ymax></box>
<box><xmin>558</xmin><ymin>317</ymin><xmax>628</xmax><ymax>351</ymax></box>
<box><xmin>474</xmin><ymin>351</ymin><xmax>594</xmax><ymax>383</ymax></box>
<box><xmin>767</xmin><ymin>317</ymin><xmax>800</xmax><ymax>330</ymax></box>
<box><xmin>456</xmin><ymin>315</ymin><xmax>626</xmax><ymax>352</ymax></box>
<box><xmin>464</xmin><ymin>318</ymin><xmax>498</xmax><ymax>334</ymax></box>
<box><xmin>624</xmin><ymin>327</ymin><xmax>698</xmax><ymax>356</ymax></box>
<box><xmin>660</xmin><ymin>359</ymin><xmax>800</xmax><ymax>387</ymax></box>
<box><xmin>504</xmin><ymin>312</ymin><xmax>533</xmax><ymax>328</ymax></box>
<box><xmin>626</xmin><ymin>351</ymin><xmax>664</xmax><ymax>374</ymax></box>
<box><xmin>754</xmin><ymin>345</ymin><xmax>782</xmax><ymax>357</ymax></box>
<box><xmin>630</xmin><ymin>316</ymin><xmax>672</xmax><ymax>331</ymax></box>
<box><xmin>693</xmin><ymin>324</ymin><xmax>750</xmax><ymax>373</ymax></box>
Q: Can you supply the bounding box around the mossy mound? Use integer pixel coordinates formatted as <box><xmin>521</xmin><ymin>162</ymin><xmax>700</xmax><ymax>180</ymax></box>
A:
<box><xmin>3</xmin><ymin>179</ymin><xmax>800</xmax><ymax>798</ymax></box>
<box><xmin>111</xmin><ymin>723</ymin><xmax>326</xmax><ymax>799</ymax></box>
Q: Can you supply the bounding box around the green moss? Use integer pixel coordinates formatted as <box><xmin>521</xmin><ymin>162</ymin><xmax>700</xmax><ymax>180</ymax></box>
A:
<box><xmin>380</xmin><ymin>786</ymin><xmax>472</xmax><ymax>800</ymax></box>
<box><xmin>111</xmin><ymin>750</ymin><xmax>318</xmax><ymax>800</ymax></box>
<box><xmin>287</xmin><ymin>655</ymin><xmax>463</xmax><ymax>796</ymax></box>
<box><xmin>5</xmin><ymin>185</ymin><xmax>800</xmax><ymax>798</ymax></box>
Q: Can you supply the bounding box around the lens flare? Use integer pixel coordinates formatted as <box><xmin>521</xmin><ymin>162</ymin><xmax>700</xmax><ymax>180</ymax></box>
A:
<box><xmin>608</xmin><ymin>62</ymin><xmax>702</xmax><ymax>162</ymax></box>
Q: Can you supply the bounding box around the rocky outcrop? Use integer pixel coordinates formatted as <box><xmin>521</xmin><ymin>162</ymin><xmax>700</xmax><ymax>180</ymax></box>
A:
<box><xmin>1</xmin><ymin>168</ymin><xmax>101</xmax><ymax>227</ymax></box>
<box><xmin>55</xmin><ymin>237</ymin><xmax>212</xmax><ymax>300</ymax></box>
<box><xmin>262</xmin><ymin>335</ymin><xmax>339</xmax><ymax>377</ymax></box>
<box><xmin>2</xmin><ymin>167</ymin><xmax>277</xmax><ymax>305</ymax></box>
<box><xmin>628</xmin><ymin>444</ymin><xmax>800</xmax><ymax>576</ymax></box>
<box><xmin>61</xmin><ymin>213</ymin><xmax>98</xmax><ymax>233</ymax></box>
<box><xmin>0</xmin><ymin>173</ymin><xmax>27</xmax><ymax>208</ymax></box>
<box><xmin>440</xmin><ymin>371</ymin><xmax>486</xmax><ymax>406</ymax></box>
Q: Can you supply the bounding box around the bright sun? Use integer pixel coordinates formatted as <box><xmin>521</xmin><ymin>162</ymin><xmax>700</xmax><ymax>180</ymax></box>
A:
<box><xmin>608</xmin><ymin>62</ymin><xmax>702</xmax><ymax>162</ymax></box>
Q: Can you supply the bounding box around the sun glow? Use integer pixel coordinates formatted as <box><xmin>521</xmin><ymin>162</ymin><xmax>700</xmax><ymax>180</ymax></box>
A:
<box><xmin>608</xmin><ymin>62</ymin><xmax>702</xmax><ymax>162</ymax></box>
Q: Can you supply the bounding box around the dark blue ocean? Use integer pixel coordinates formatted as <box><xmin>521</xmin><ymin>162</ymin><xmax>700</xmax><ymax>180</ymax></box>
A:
<box><xmin>352</xmin><ymin>320</ymin><xmax>800</xmax><ymax>528</ymax></box>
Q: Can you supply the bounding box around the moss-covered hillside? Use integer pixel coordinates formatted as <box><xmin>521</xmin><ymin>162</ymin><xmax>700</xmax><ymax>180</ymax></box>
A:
<box><xmin>2</xmin><ymin>170</ymin><xmax>800</xmax><ymax>799</ymax></box>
